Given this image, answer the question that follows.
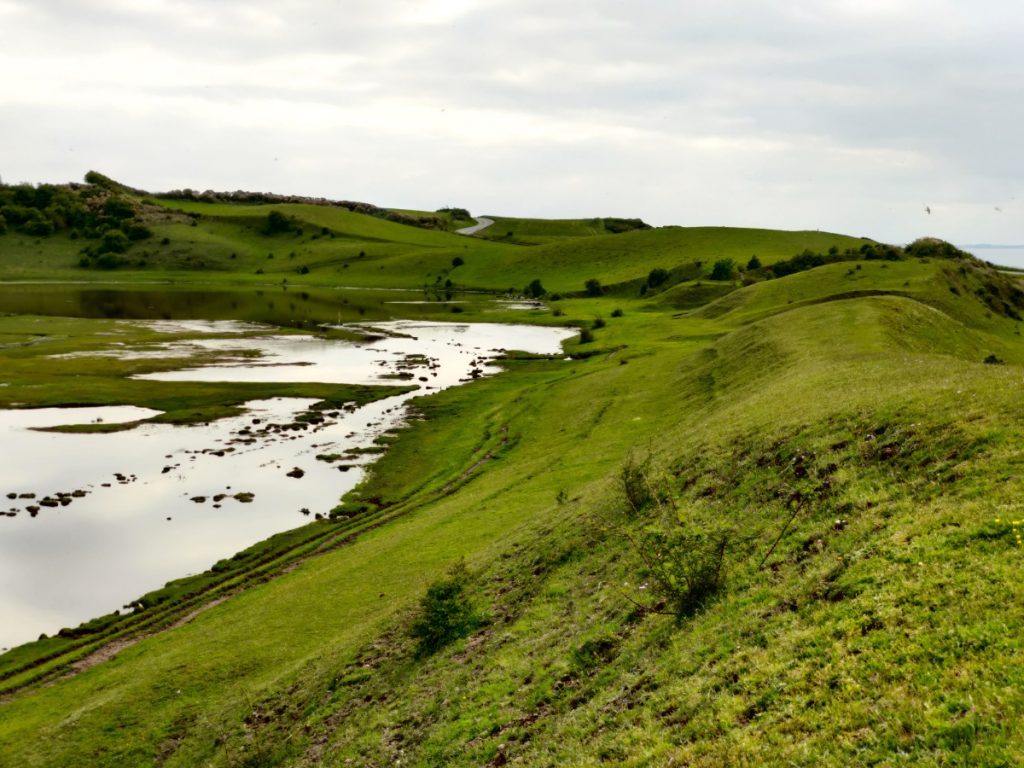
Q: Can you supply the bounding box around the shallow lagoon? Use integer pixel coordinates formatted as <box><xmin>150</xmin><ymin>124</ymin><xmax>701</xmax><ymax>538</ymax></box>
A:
<box><xmin>0</xmin><ymin>298</ymin><xmax>575</xmax><ymax>650</ymax></box>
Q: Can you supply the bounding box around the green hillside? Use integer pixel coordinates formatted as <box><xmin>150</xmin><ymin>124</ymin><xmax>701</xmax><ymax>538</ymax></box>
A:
<box><xmin>1</xmin><ymin>178</ymin><xmax>1023</xmax><ymax>766</ymax></box>
<box><xmin>0</xmin><ymin>176</ymin><xmax>869</xmax><ymax>294</ymax></box>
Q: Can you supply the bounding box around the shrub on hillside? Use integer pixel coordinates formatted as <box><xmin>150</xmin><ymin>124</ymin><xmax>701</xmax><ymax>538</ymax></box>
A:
<box><xmin>636</xmin><ymin>516</ymin><xmax>733</xmax><ymax>618</ymax></box>
<box><xmin>612</xmin><ymin>454</ymin><xmax>736</xmax><ymax>619</ymax></box>
<box><xmin>603</xmin><ymin>217</ymin><xmax>651</xmax><ymax>233</ymax></box>
<box><xmin>124</xmin><ymin>223</ymin><xmax>152</xmax><ymax>241</ymax></box>
<box><xmin>102</xmin><ymin>197</ymin><xmax>134</xmax><ymax>220</ymax></box>
<box><xmin>770</xmin><ymin>250</ymin><xmax>826</xmax><ymax>277</ymax></box>
<box><xmin>710</xmin><ymin>259</ymin><xmax>736</xmax><ymax>281</ymax></box>
<box><xmin>437</xmin><ymin>206</ymin><xmax>471</xmax><ymax>220</ymax></box>
<box><xmin>647</xmin><ymin>267</ymin><xmax>669</xmax><ymax>288</ymax></box>
<box><xmin>98</xmin><ymin>229</ymin><xmax>130</xmax><ymax>254</ymax></box>
<box><xmin>620</xmin><ymin>453</ymin><xmax>655</xmax><ymax>514</ymax></box>
<box><xmin>524</xmin><ymin>278</ymin><xmax>546</xmax><ymax>298</ymax></box>
<box><xmin>409</xmin><ymin>561</ymin><xmax>482</xmax><ymax>656</ymax></box>
<box><xmin>585</xmin><ymin>278</ymin><xmax>603</xmax><ymax>297</ymax></box>
<box><xmin>264</xmin><ymin>210</ymin><xmax>297</xmax><ymax>235</ymax></box>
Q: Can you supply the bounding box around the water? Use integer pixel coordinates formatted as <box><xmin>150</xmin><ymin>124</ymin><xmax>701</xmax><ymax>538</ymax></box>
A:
<box><xmin>0</xmin><ymin>283</ymin><xmax>542</xmax><ymax>329</ymax></box>
<box><xmin>0</xmin><ymin>318</ymin><xmax>575</xmax><ymax>650</ymax></box>
<box><xmin>960</xmin><ymin>246</ymin><xmax>1024</xmax><ymax>270</ymax></box>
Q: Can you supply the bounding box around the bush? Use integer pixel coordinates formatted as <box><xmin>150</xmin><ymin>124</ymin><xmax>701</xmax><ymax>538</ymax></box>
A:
<box><xmin>593</xmin><ymin>317</ymin><xmax>606</xmax><ymax>329</ymax></box>
<box><xmin>524</xmin><ymin>278</ymin><xmax>546</xmax><ymax>298</ymax></box>
<box><xmin>611</xmin><ymin>308</ymin><xmax>623</xmax><ymax>317</ymax></box>
<box><xmin>578</xmin><ymin>327</ymin><xmax>595</xmax><ymax>344</ymax></box>
<box><xmin>620</xmin><ymin>453</ymin><xmax>654</xmax><ymax>513</ymax></box>
<box><xmin>613</xmin><ymin>454</ymin><xmax>734</xmax><ymax>619</ymax></box>
<box><xmin>21</xmin><ymin>213</ymin><xmax>54</xmax><ymax>236</ymax></box>
<box><xmin>102</xmin><ymin>197</ymin><xmax>134</xmax><ymax>220</ymax></box>
<box><xmin>264</xmin><ymin>210</ymin><xmax>295</xmax><ymax>235</ymax></box>
<box><xmin>746</xmin><ymin>255</ymin><xmax>761</xmax><ymax>270</ymax></box>
<box><xmin>603</xmin><ymin>217</ymin><xmax>651</xmax><ymax>233</ymax></box>
<box><xmin>124</xmin><ymin>223</ymin><xmax>152</xmax><ymax>241</ymax></box>
<box><xmin>584</xmin><ymin>278</ymin><xmax>603</xmax><ymax>297</ymax></box>
<box><xmin>710</xmin><ymin>259</ymin><xmax>736</xmax><ymax>281</ymax></box>
<box><xmin>771</xmin><ymin>250</ymin><xmax>826</xmax><ymax>277</ymax></box>
<box><xmin>437</xmin><ymin>206</ymin><xmax>471</xmax><ymax>220</ymax></box>
<box><xmin>636</xmin><ymin>517</ymin><xmax>733</xmax><ymax>618</ymax></box>
<box><xmin>98</xmin><ymin>229</ymin><xmax>130</xmax><ymax>254</ymax></box>
<box><xmin>409</xmin><ymin>561</ymin><xmax>481</xmax><ymax>656</ymax></box>
<box><xmin>647</xmin><ymin>267</ymin><xmax>669</xmax><ymax>288</ymax></box>
<box><xmin>451</xmin><ymin>256</ymin><xmax>464</xmax><ymax>268</ymax></box>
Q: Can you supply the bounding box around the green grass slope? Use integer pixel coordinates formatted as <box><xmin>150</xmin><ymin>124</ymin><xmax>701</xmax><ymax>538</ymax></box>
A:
<box><xmin>455</xmin><ymin>227</ymin><xmax>870</xmax><ymax>294</ymax></box>
<box><xmin>1</xmin><ymin>248</ymin><xmax>1023</xmax><ymax>766</ymax></box>
<box><xmin>473</xmin><ymin>216</ymin><xmax>649</xmax><ymax>244</ymax></box>
<box><xmin>1</xmin><ymin>178</ymin><xmax>870</xmax><ymax>295</ymax></box>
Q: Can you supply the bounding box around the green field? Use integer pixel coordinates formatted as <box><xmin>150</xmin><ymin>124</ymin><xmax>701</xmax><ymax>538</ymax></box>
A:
<box><xmin>1</xmin><ymin>178</ymin><xmax>1023</xmax><ymax>766</ymax></box>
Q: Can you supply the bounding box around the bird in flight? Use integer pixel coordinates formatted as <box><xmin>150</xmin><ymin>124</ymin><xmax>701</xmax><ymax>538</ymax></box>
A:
<box><xmin>924</xmin><ymin>205</ymin><xmax>932</xmax><ymax>215</ymax></box>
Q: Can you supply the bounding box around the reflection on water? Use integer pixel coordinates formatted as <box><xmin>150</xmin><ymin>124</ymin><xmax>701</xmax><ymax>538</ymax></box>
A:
<box><xmin>0</xmin><ymin>319</ymin><xmax>575</xmax><ymax>650</ymax></box>
<box><xmin>0</xmin><ymin>283</ymin><xmax>534</xmax><ymax>329</ymax></box>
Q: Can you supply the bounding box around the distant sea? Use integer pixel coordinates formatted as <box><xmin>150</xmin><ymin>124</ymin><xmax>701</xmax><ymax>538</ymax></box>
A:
<box><xmin>959</xmin><ymin>245</ymin><xmax>1024</xmax><ymax>270</ymax></box>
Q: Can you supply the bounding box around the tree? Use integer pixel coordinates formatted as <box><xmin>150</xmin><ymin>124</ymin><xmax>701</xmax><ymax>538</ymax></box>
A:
<box><xmin>525</xmin><ymin>278</ymin><xmax>546</xmax><ymax>298</ymax></box>
<box><xmin>584</xmin><ymin>278</ymin><xmax>603</xmax><ymax>297</ymax></box>
<box><xmin>451</xmin><ymin>256</ymin><xmax>464</xmax><ymax>268</ymax></box>
<box><xmin>710</xmin><ymin>259</ymin><xmax>735</xmax><ymax>281</ymax></box>
<box><xmin>746</xmin><ymin>255</ymin><xmax>761</xmax><ymax>270</ymax></box>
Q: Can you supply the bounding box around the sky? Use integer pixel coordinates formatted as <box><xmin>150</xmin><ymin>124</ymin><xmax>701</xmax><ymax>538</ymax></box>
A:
<box><xmin>1</xmin><ymin>0</ymin><xmax>1021</xmax><ymax>245</ymax></box>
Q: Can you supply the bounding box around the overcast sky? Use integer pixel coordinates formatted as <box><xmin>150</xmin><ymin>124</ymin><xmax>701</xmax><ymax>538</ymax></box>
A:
<box><xmin>1</xmin><ymin>0</ymin><xmax>1021</xmax><ymax>244</ymax></box>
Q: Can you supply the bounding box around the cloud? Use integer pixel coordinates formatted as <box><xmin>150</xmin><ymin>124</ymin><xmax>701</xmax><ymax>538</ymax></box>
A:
<box><xmin>0</xmin><ymin>0</ymin><xmax>1020</xmax><ymax>243</ymax></box>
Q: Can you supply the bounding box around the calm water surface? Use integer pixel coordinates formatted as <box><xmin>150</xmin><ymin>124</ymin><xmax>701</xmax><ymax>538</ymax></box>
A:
<box><xmin>0</xmin><ymin>309</ymin><xmax>574</xmax><ymax>649</ymax></box>
<box><xmin>961</xmin><ymin>246</ymin><xmax>1024</xmax><ymax>270</ymax></box>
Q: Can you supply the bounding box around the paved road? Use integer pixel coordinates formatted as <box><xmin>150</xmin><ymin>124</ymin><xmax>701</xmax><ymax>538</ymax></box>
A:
<box><xmin>455</xmin><ymin>216</ymin><xmax>494</xmax><ymax>236</ymax></box>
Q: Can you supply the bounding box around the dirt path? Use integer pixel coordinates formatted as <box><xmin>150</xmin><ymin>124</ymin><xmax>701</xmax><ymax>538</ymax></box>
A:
<box><xmin>455</xmin><ymin>217</ymin><xmax>494</xmax><ymax>236</ymax></box>
<box><xmin>67</xmin><ymin>596</ymin><xmax>231</xmax><ymax>676</ymax></box>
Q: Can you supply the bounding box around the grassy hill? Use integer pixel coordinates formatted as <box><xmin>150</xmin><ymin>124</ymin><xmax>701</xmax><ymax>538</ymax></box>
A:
<box><xmin>1</xmin><ymin>178</ymin><xmax>1023</xmax><ymax>766</ymax></box>
<box><xmin>0</xmin><ymin>176</ymin><xmax>869</xmax><ymax>294</ymax></box>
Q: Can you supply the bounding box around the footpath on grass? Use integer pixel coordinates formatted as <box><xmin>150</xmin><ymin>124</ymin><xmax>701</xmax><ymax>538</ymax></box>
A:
<box><xmin>455</xmin><ymin>217</ymin><xmax>494</xmax><ymax>236</ymax></box>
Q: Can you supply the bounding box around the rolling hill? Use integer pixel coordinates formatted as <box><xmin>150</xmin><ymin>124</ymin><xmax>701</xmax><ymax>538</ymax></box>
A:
<box><xmin>0</xmin><ymin>176</ymin><xmax>1022</xmax><ymax>766</ymax></box>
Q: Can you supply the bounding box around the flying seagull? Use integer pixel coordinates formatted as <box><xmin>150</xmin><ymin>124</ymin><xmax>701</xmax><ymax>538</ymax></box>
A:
<box><xmin>924</xmin><ymin>205</ymin><xmax>932</xmax><ymax>215</ymax></box>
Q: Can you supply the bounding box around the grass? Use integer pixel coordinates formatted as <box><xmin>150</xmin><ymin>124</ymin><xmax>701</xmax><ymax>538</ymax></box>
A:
<box><xmin>0</xmin><ymin>196</ymin><xmax>869</xmax><ymax>295</ymax></box>
<box><xmin>473</xmin><ymin>216</ymin><xmax>627</xmax><ymax>244</ymax></box>
<box><xmin>0</xmin><ymin>197</ymin><xmax>1022</xmax><ymax>765</ymax></box>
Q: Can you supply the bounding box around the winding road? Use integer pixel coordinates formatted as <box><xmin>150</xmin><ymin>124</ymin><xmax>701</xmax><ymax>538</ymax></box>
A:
<box><xmin>455</xmin><ymin>216</ymin><xmax>494</xmax><ymax>236</ymax></box>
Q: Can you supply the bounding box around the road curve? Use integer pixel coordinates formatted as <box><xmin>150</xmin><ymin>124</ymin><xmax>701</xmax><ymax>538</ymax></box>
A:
<box><xmin>455</xmin><ymin>216</ymin><xmax>495</xmax><ymax>236</ymax></box>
